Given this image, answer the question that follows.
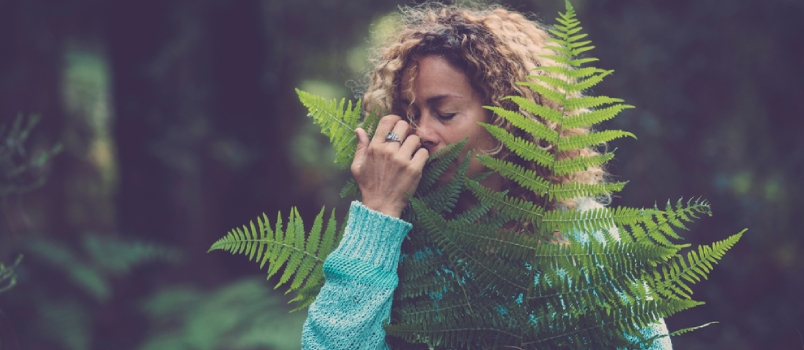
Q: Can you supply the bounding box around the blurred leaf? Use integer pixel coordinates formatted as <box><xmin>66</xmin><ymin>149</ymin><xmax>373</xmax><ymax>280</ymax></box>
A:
<box><xmin>139</xmin><ymin>278</ymin><xmax>306</xmax><ymax>350</ymax></box>
<box><xmin>37</xmin><ymin>300</ymin><xmax>91</xmax><ymax>350</ymax></box>
<box><xmin>83</xmin><ymin>234</ymin><xmax>184</xmax><ymax>275</ymax></box>
<box><xmin>68</xmin><ymin>264</ymin><xmax>110</xmax><ymax>302</ymax></box>
<box><xmin>0</xmin><ymin>113</ymin><xmax>62</xmax><ymax>197</ymax></box>
<box><xmin>0</xmin><ymin>254</ymin><xmax>23</xmax><ymax>293</ymax></box>
<box><xmin>26</xmin><ymin>239</ymin><xmax>79</xmax><ymax>267</ymax></box>
<box><xmin>24</xmin><ymin>234</ymin><xmax>183</xmax><ymax>303</ymax></box>
<box><xmin>141</xmin><ymin>286</ymin><xmax>204</xmax><ymax>321</ymax></box>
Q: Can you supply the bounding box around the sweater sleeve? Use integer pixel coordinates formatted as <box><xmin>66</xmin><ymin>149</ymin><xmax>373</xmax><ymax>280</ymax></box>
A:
<box><xmin>635</xmin><ymin>319</ymin><xmax>672</xmax><ymax>350</ymax></box>
<box><xmin>302</xmin><ymin>201</ymin><xmax>411</xmax><ymax>350</ymax></box>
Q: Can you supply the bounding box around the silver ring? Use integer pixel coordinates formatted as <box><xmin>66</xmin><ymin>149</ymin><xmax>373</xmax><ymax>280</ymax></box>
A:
<box><xmin>385</xmin><ymin>131</ymin><xmax>402</xmax><ymax>143</ymax></box>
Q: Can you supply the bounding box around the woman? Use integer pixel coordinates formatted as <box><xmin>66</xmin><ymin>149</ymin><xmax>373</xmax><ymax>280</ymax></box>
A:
<box><xmin>302</xmin><ymin>3</ymin><xmax>672</xmax><ymax>349</ymax></box>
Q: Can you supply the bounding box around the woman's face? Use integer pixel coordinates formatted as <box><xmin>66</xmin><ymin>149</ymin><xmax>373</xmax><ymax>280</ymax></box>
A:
<box><xmin>401</xmin><ymin>55</ymin><xmax>500</xmax><ymax>187</ymax></box>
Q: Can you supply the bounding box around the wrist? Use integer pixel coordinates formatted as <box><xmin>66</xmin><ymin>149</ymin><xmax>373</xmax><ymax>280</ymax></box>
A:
<box><xmin>331</xmin><ymin>201</ymin><xmax>412</xmax><ymax>271</ymax></box>
<box><xmin>361</xmin><ymin>198</ymin><xmax>403</xmax><ymax>218</ymax></box>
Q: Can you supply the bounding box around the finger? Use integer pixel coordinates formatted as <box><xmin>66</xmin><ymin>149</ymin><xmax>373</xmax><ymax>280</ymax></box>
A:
<box><xmin>353</xmin><ymin>128</ymin><xmax>369</xmax><ymax>160</ymax></box>
<box><xmin>398</xmin><ymin>134</ymin><xmax>421</xmax><ymax>158</ymax></box>
<box><xmin>371</xmin><ymin>115</ymin><xmax>403</xmax><ymax>147</ymax></box>
<box><xmin>386</xmin><ymin>120</ymin><xmax>411</xmax><ymax>147</ymax></box>
<box><xmin>410</xmin><ymin>147</ymin><xmax>429</xmax><ymax>171</ymax></box>
<box><xmin>351</xmin><ymin>128</ymin><xmax>370</xmax><ymax>176</ymax></box>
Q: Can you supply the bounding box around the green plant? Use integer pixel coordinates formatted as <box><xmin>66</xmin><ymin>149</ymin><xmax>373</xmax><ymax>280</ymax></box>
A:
<box><xmin>25</xmin><ymin>234</ymin><xmax>183</xmax><ymax>302</ymax></box>
<box><xmin>4</xmin><ymin>234</ymin><xmax>183</xmax><ymax>350</ymax></box>
<box><xmin>0</xmin><ymin>113</ymin><xmax>60</xmax><ymax>348</ymax></box>
<box><xmin>0</xmin><ymin>255</ymin><xmax>22</xmax><ymax>293</ymax></box>
<box><xmin>0</xmin><ymin>113</ymin><xmax>63</xmax><ymax>197</ymax></box>
<box><xmin>209</xmin><ymin>2</ymin><xmax>744</xmax><ymax>348</ymax></box>
<box><xmin>139</xmin><ymin>278</ymin><xmax>307</xmax><ymax>350</ymax></box>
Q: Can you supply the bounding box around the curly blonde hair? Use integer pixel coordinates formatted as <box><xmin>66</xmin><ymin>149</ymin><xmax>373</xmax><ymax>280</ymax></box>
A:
<box><xmin>362</xmin><ymin>3</ymin><xmax>609</xmax><ymax>211</ymax></box>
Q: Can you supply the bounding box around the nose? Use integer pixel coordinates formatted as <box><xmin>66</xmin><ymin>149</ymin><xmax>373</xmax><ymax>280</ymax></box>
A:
<box><xmin>413</xmin><ymin>114</ymin><xmax>438</xmax><ymax>152</ymax></box>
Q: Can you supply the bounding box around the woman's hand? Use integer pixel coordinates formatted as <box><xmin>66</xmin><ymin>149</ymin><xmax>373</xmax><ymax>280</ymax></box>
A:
<box><xmin>351</xmin><ymin>115</ymin><xmax>429</xmax><ymax>218</ymax></box>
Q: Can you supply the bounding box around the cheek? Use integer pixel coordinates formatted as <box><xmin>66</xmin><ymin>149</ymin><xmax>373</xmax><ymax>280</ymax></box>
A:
<box><xmin>465</xmin><ymin>154</ymin><xmax>490</xmax><ymax>178</ymax></box>
<box><xmin>470</xmin><ymin>125</ymin><xmax>497</xmax><ymax>152</ymax></box>
<box><xmin>468</xmin><ymin>110</ymin><xmax>495</xmax><ymax>149</ymax></box>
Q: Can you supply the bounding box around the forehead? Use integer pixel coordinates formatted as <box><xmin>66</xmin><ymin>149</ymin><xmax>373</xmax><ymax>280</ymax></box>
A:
<box><xmin>400</xmin><ymin>55</ymin><xmax>474</xmax><ymax>101</ymax></box>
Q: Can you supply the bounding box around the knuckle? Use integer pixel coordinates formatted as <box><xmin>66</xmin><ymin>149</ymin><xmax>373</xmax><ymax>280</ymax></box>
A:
<box><xmin>392</xmin><ymin>153</ymin><xmax>407</xmax><ymax>165</ymax></box>
<box><xmin>381</xmin><ymin>114</ymin><xmax>402</xmax><ymax>125</ymax></box>
<box><xmin>406</xmin><ymin>162</ymin><xmax>421</xmax><ymax>173</ymax></box>
<box><xmin>382</xmin><ymin>150</ymin><xmax>397</xmax><ymax>162</ymax></box>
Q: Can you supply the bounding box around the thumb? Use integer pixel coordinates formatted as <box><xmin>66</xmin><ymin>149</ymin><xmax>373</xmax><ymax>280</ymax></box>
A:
<box><xmin>352</xmin><ymin>128</ymin><xmax>370</xmax><ymax>165</ymax></box>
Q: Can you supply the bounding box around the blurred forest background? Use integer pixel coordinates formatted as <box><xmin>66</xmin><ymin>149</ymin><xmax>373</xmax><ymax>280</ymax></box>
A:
<box><xmin>0</xmin><ymin>0</ymin><xmax>801</xmax><ymax>349</ymax></box>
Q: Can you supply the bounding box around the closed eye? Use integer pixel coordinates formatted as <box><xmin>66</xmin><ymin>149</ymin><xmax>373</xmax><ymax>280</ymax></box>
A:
<box><xmin>438</xmin><ymin>113</ymin><xmax>456</xmax><ymax>121</ymax></box>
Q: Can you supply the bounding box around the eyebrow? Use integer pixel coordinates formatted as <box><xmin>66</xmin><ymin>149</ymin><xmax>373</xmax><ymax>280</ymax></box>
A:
<box><xmin>400</xmin><ymin>93</ymin><xmax>462</xmax><ymax>106</ymax></box>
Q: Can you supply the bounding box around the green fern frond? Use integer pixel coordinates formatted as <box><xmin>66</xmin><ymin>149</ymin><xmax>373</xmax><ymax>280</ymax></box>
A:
<box><xmin>560</xmin><ymin>104</ymin><xmax>635</xmax><ymax>129</ymax></box>
<box><xmin>614</xmin><ymin>199</ymin><xmax>713</xmax><ymax>250</ymax></box>
<box><xmin>548</xmin><ymin>181</ymin><xmax>627</xmax><ymax>202</ymax></box>
<box><xmin>209</xmin><ymin>206</ymin><xmax>343</xmax><ymax>309</ymax></box>
<box><xmin>483</xmin><ymin>105</ymin><xmax>559</xmax><ymax>143</ymax></box>
<box><xmin>515</xmin><ymin>82</ymin><xmax>567</xmax><ymax>105</ymax></box>
<box><xmin>387</xmin><ymin>300</ymin><xmax>519</xmax><ymax>349</ymax></box>
<box><xmin>668</xmin><ymin>322</ymin><xmax>718</xmax><ymax>337</ymax></box>
<box><xmin>340</xmin><ymin>178</ymin><xmax>359</xmax><ymax>198</ymax></box>
<box><xmin>610</xmin><ymin>298</ymin><xmax>704</xmax><ymax>340</ymax></box>
<box><xmin>536</xmin><ymin>54</ymin><xmax>600</xmax><ymax>68</ymax></box>
<box><xmin>361</xmin><ymin>109</ymin><xmax>383</xmax><ymax>141</ymax></box>
<box><xmin>480</xmin><ymin>124</ymin><xmax>554</xmax><ymax>168</ymax></box>
<box><xmin>396</xmin><ymin>268</ymin><xmax>460</xmax><ymax>300</ymax></box>
<box><xmin>552</xmin><ymin>152</ymin><xmax>615</xmax><ymax>176</ymax></box>
<box><xmin>417</xmin><ymin>139</ymin><xmax>467</xmax><ymax>194</ymax></box>
<box><xmin>504</xmin><ymin>95</ymin><xmax>564</xmax><ymax>124</ymax></box>
<box><xmin>531</xmin><ymin>66</ymin><xmax>606</xmax><ymax>80</ymax></box>
<box><xmin>570</xmin><ymin>70</ymin><xmax>613</xmax><ymax>92</ymax></box>
<box><xmin>563</xmin><ymin>95</ymin><xmax>625</xmax><ymax>110</ymax></box>
<box><xmin>528</xmin><ymin>71</ymin><xmax>613</xmax><ymax>95</ymax></box>
<box><xmin>558</xmin><ymin>130</ymin><xmax>636</xmax><ymax>151</ymax></box>
<box><xmin>289</xmin><ymin>278</ymin><xmax>326</xmax><ymax>312</ymax></box>
<box><xmin>652</xmin><ymin>230</ymin><xmax>745</xmax><ymax>300</ymax></box>
<box><xmin>476</xmin><ymin>156</ymin><xmax>552</xmax><ymax>196</ymax></box>
<box><xmin>529</xmin><ymin>73</ymin><xmax>572</xmax><ymax>92</ymax></box>
<box><xmin>418</xmin><ymin>153</ymin><xmax>471</xmax><ymax>214</ymax></box>
<box><xmin>452</xmin><ymin>202</ymin><xmax>492</xmax><ymax>224</ymax></box>
<box><xmin>540</xmin><ymin>205</ymin><xmax>651</xmax><ymax>237</ymax></box>
<box><xmin>295</xmin><ymin>89</ymin><xmax>361</xmax><ymax>169</ymax></box>
<box><xmin>397</xmin><ymin>260</ymin><xmax>457</xmax><ymax>298</ymax></box>
<box><xmin>410</xmin><ymin>198</ymin><xmax>533</xmax><ymax>292</ymax></box>
<box><xmin>465</xmin><ymin>179</ymin><xmax>544</xmax><ymax>224</ymax></box>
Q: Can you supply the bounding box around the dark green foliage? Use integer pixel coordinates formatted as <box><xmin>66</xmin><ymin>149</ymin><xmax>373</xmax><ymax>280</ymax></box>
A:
<box><xmin>0</xmin><ymin>254</ymin><xmax>22</xmax><ymax>293</ymax></box>
<box><xmin>139</xmin><ymin>278</ymin><xmax>306</xmax><ymax>350</ymax></box>
<box><xmin>210</xmin><ymin>1</ymin><xmax>743</xmax><ymax>348</ymax></box>
<box><xmin>0</xmin><ymin>114</ymin><xmax>62</xmax><ymax>197</ymax></box>
<box><xmin>26</xmin><ymin>234</ymin><xmax>183</xmax><ymax>302</ymax></box>
<box><xmin>4</xmin><ymin>234</ymin><xmax>183</xmax><ymax>350</ymax></box>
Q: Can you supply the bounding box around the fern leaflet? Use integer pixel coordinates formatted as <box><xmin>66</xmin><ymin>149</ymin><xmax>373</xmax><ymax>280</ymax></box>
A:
<box><xmin>208</xmin><ymin>207</ymin><xmax>343</xmax><ymax>311</ymax></box>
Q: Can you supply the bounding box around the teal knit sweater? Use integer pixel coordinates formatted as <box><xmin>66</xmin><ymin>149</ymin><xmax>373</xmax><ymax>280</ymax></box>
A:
<box><xmin>301</xmin><ymin>201</ymin><xmax>673</xmax><ymax>349</ymax></box>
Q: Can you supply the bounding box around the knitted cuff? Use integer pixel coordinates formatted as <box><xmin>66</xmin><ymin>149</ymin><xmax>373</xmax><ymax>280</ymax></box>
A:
<box><xmin>331</xmin><ymin>201</ymin><xmax>412</xmax><ymax>271</ymax></box>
